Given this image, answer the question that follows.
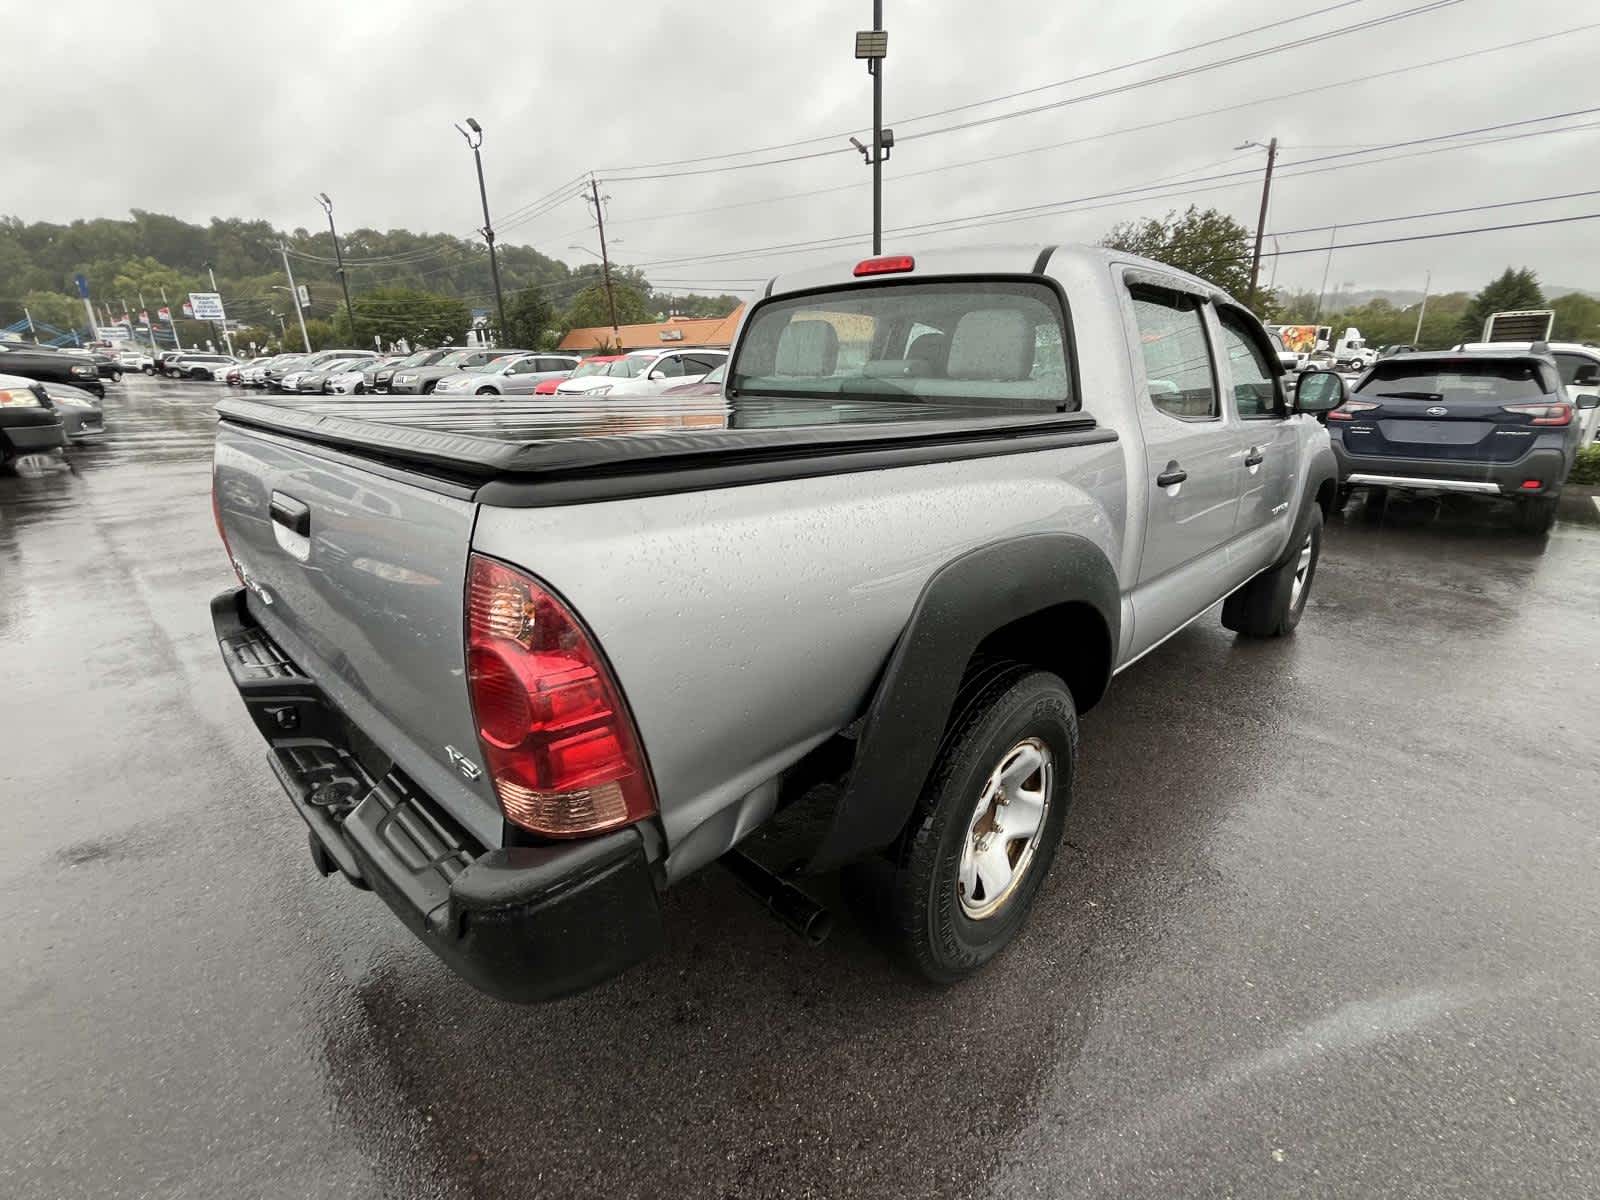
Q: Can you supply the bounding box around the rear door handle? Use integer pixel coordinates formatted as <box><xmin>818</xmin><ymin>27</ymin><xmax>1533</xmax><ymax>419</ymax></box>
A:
<box><xmin>1245</xmin><ymin>447</ymin><xmax>1265</xmax><ymax>468</ymax></box>
<box><xmin>269</xmin><ymin>492</ymin><xmax>310</xmax><ymax>537</ymax></box>
<box><xmin>1156</xmin><ymin>463</ymin><xmax>1188</xmax><ymax>488</ymax></box>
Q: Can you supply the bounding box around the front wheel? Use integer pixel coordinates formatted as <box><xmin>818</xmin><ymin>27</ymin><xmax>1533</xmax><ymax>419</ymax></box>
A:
<box><xmin>1221</xmin><ymin>505</ymin><xmax>1323</xmax><ymax>637</ymax></box>
<box><xmin>476</xmin><ymin>386</ymin><xmax>497</xmax><ymax>396</ymax></box>
<box><xmin>110</xmin><ymin>369</ymin><xmax>123</xmax><ymax>383</ymax></box>
<box><xmin>142</xmin><ymin>365</ymin><xmax>155</xmax><ymax>375</ymax></box>
<box><xmin>849</xmin><ymin>666</ymin><xmax>1078</xmax><ymax>984</ymax></box>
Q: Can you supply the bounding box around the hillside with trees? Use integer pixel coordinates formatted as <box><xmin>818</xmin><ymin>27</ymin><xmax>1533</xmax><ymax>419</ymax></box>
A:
<box><xmin>0</xmin><ymin>210</ymin><xmax>740</xmax><ymax>351</ymax></box>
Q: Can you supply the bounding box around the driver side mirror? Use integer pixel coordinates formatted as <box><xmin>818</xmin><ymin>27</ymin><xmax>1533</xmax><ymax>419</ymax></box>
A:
<box><xmin>1295</xmin><ymin>368</ymin><xmax>1348</xmax><ymax>416</ymax></box>
<box><xmin>1577</xmin><ymin>394</ymin><xmax>1600</xmax><ymax>410</ymax></box>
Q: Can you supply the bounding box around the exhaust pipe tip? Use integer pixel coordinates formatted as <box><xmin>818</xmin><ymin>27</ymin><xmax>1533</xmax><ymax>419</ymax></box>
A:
<box><xmin>720</xmin><ymin>850</ymin><xmax>834</xmax><ymax>946</ymax></box>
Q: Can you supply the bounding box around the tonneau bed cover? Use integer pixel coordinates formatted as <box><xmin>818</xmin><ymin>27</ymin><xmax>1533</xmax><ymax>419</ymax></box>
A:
<box><xmin>214</xmin><ymin>395</ymin><xmax>1105</xmax><ymax>482</ymax></box>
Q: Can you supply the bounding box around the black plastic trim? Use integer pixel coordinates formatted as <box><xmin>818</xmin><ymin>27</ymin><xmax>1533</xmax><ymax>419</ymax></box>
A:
<box><xmin>809</xmin><ymin>532</ymin><xmax>1120</xmax><ymax>869</ymax></box>
<box><xmin>476</xmin><ymin>422</ymin><xmax>1117</xmax><ymax>507</ymax></box>
<box><xmin>1032</xmin><ymin>245</ymin><xmax>1058</xmax><ymax>275</ymax></box>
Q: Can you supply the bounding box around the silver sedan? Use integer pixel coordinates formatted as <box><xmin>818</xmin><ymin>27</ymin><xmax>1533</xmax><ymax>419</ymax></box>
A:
<box><xmin>431</xmin><ymin>353</ymin><xmax>578</xmax><ymax>397</ymax></box>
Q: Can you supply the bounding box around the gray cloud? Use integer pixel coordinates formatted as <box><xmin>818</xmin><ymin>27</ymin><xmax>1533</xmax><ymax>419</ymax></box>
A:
<box><xmin>12</xmin><ymin>0</ymin><xmax>1600</xmax><ymax>297</ymax></box>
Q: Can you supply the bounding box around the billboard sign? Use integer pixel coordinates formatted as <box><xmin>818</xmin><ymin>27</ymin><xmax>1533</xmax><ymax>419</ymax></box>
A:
<box><xmin>188</xmin><ymin>292</ymin><xmax>226</xmax><ymax>321</ymax></box>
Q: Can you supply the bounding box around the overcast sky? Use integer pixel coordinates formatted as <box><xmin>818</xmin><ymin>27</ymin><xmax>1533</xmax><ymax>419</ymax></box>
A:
<box><xmin>13</xmin><ymin>0</ymin><xmax>1600</xmax><ymax>298</ymax></box>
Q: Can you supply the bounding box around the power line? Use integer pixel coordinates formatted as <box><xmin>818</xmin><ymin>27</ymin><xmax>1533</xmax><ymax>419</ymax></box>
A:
<box><xmin>601</xmin><ymin>0</ymin><xmax>1469</xmax><ymax>182</ymax></box>
<box><xmin>1265</xmin><ymin>187</ymin><xmax>1600</xmax><ymax>238</ymax></box>
<box><xmin>600</xmin><ymin>22</ymin><xmax>1596</xmax><ymax>231</ymax></box>
<box><xmin>624</xmin><ymin>113</ymin><xmax>1600</xmax><ymax>272</ymax></box>
<box><xmin>596</xmin><ymin>0</ymin><xmax>1373</xmax><ymax>173</ymax></box>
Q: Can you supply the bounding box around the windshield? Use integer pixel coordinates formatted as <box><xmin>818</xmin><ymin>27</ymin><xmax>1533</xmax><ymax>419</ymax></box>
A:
<box><xmin>730</xmin><ymin>280</ymin><xmax>1072</xmax><ymax>410</ymax></box>
<box><xmin>1355</xmin><ymin>360</ymin><xmax>1554</xmax><ymax>401</ymax></box>
<box><xmin>607</xmin><ymin>357</ymin><xmax>652</xmax><ymax>378</ymax></box>
<box><xmin>393</xmin><ymin>351</ymin><xmax>433</xmax><ymax>367</ymax></box>
<box><xmin>701</xmin><ymin>363</ymin><xmax>727</xmax><ymax>384</ymax></box>
<box><xmin>569</xmin><ymin>359</ymin><xmax>612</xmax><ymax>379</ymax></box>
<box><xmin>437</xmin><ymin>350</ymin><xmax>474</xmax><ymax>366</ymax></box>
<box><xmin>463</xmin><ymin>359</ymin><xmax>510</xmax><ymax>374</ymax></box>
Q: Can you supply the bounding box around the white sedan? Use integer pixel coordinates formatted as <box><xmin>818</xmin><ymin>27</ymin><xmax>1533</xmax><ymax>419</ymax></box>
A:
<box><xmin>553</xmin><ymin>348</ymin><xmax>728</xmax><ymax>398</ymax></box>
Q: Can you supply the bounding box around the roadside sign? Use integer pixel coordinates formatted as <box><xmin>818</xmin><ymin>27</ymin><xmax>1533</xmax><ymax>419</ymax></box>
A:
<box><xmin>188</xmin><ymin>292</ymin><xmax>226</xmax><ymax>322</ymax></box>
<box><xmin>296</xmin><ymin>284</ymin><xmax>310</xmax><ymax>308</ymax></box>
<box><xmin>182</xmin><ymin>302</ymin><xmax>194</xmax><ymax>319</ymax></box>
<box><xmin>159</xmin><ymin>306</ymin><xmax>173</xmax><ymax>323</ymax></box>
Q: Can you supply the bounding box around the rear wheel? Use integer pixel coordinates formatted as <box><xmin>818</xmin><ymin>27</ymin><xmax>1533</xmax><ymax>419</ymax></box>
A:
<box><xmin>476</xmin><ymin>386</ymin><xmax>496</xmax><ymax>396</ymax></box>
<box><xmin>1513</xmin><ymin>495</ymin><xmax>1558</xmax><ymax>534</ymax></box>
<box><xmin>847</xmin><ymin>666</ymin><xmax>1077</xmax><ymax>984</ymax></box>
<box><xmin>142</xmin><ymin>365</ymin><xmax>155</xmax><ymax>375</ymax></box>
<box><xmin>1222</xmin><ymin>505</ymin><xmax>1323</xmax><ymax>638</ymax></box>
<box><xmin>109</xmin><ymin>369</ymin><xmax>123</xmax><ymax>383</ymax></box>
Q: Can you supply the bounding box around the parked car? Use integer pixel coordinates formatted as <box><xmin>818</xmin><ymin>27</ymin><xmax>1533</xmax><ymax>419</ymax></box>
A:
<box><xmin>0</xmin><ymin>372</ymin><xmax>66</xmax><ymax>464</ymax></box>
<box><xmin>533</xmin><ymin>354</ymin><xmax>625</xmax><ymax>394</ymax></box>
<box><xmin>116</xmin><ymin>346</ymin><xmax>156</xmax><ymax>373</ymax></box>
<box><xmin>240</xmin><ymin>357</ymin><xmax>285</xmax><ymax>387</ymax></box>
<box><xmin>294</xmin><ymin>357</ymin><xmax>372</xmax><ymax>393</ymax></box>
<box><xmin>371</xmin><ymin>349</ymin><xmax>457</xmax><ymax>393</ymax></box>
<box><xmin>432</xmin><ymin>353</ymin><xmax>581</xmax><ymax>396</ymax></box>
<box><xmin>264</xmin><ymin>349</ymin><xmax>375</xmax><ymax>390</ymax></box>
<box><xmin>40</xmin><ymin>385</ymin><xmax>106</xmax><ymax>439</ymax></box>
<box><xmin>209</xmin><ymin>243</ymin><xmax>1341</xmax><ymax>1003</ymax></box>
<box><xmin>1377</xmin><ymin>344</ymin><xmax>1418</xmax><ymax>360</ymax></box>
<box><xmin>157</xmin><ymin>351</ymin><xmax>189</xmax><ymax>376</ymax></box>
<box><xmin>1327</xmin><ymin>349</ymin><xmax>1595</xmax><ymax>532</ymax></box>
<box><xmin>0</xmin><ymin>343</ymin><xmax>106</xmax><ymax>397</ymax></box>
<box><xmin>389</xmin><ymin>347</ymin><xmax>531</xmax><ymax>395</ymax></box>
<box><xmin>89</xmin><ymin>350</ymin><xmax>124</xmax><ymax>382</ymax></box>
<box><xmin>1456</xmin><ymin>340</ymin><xmax>1600</xmax><ymax>444</ymax></box>
<box><xmin>553</xmin><ymin>348</ymin><xmax>728</xmax><ymax>397</ymax></box>
<box><xmin>166</xmin><ymin>353</ymin><xmax>237</xmax><ymax>380</ymax></box>
<box><xmin>658</xmin><ymin>362</ymin><xmax>727</xmax><ymax>398</ymax></box>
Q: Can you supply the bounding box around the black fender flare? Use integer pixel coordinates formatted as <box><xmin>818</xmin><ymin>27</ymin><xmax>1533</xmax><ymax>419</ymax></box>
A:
<box><xmin>1276</xmin><ymin>445</ymin><xmax>1338</xmax><ymax>568</ymax></box>
<box><xmin>809</xmin><ymin>532</ymin><xmax>1119</xmax><ymax>870</ymax></box>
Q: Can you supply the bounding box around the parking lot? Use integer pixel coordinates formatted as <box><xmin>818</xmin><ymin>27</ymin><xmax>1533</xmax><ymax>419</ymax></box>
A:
<box><xmin>4</xmin><ymin>373</ymin><xmax>1600</xmax><ymax>1199</ymax></box>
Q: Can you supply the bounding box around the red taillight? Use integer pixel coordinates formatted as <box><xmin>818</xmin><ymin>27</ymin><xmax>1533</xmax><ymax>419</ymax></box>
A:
<box><xmin>1326</xmin><ymin>399</ymin><xmax>1379</xmax><ymax>421</ymax></box>
<box><xmin>853</xmin><ymin>254</ymin><xmax>915</xmax><ymax>277</ymax></box>
<box><xmin>465</xmin><ymin>554</ymin><xmax>656</xmax><ymax>838</ymax></box>
<box><xmin>1520</xmin><ymin>479</ymin><xmax>1543</xmax><ymax>490</ymax></box>
<box><xmin>1503</xmin><ymin>401</ymin><xmax>1572</xmax><ymax>426</ymax></box>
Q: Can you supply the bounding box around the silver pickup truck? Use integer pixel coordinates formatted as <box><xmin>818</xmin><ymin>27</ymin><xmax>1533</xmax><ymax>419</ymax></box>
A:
<box><xmin>210</xmin><ymin>245</ymin><xmax>1344</xmax><ymax>1003</ymax></box>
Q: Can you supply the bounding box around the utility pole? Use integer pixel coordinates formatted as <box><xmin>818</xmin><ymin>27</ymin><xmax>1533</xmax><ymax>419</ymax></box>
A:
<box><xmin>204</xmin><ymin>262</ymin><xmax>235</xmax><ymax>356</ymax></box>
<box><xmin>279</xmin><ymin>243</ymin><xmax>313</xmax><ymax>353</ymax></box>
<box><xmin>588</xmin><ymin>174</ymin><xmax>620</xmax><ymax>338</ymax></box>
<box><xmin>1314</xmin><ymin>224</ymin><xmax>1338</xmax><ymax>322</ymax></box>
<box><xmin>1413</xmin><ymin>270</ymin><xmax>1431</xmax><ymax>344</ymax></box>
<box><xmin>316</xmin><ymin>193</ymin><xmax>359</xmax><ymax>346</ymax></box>
<box><xmin>1242</xmin><ymin>136</ymin><xmax>1277</xmax><ymax>309</ymax></box>
<box><xmin>456</xmin><ymin>117</ymin><xmax>507</xmax><ymax>346</ymax></box>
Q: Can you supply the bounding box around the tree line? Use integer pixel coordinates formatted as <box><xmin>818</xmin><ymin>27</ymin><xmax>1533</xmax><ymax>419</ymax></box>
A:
<box><xmin>0</xmin><ymin>210</ymin><xmax>739</xmax><ymax>352</ymax></box>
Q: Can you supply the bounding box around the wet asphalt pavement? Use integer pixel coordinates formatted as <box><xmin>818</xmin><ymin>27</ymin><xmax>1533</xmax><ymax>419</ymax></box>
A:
<box><xmin>4</xmin><ymin>375</ymin><xmax>1600</xmax><ymax>1199</ymax></box>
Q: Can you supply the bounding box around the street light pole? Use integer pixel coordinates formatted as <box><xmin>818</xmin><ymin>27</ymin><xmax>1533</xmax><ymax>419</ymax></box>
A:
<box><xmin>1239</xmin><ymin>137</ymin><xmax>1278</xmax><ymax>309</ymax></box>
<box><xmin>587</xmin><ymin>175</ymin><xmax>620</xmax><ymax>339</ymax></box>
<box><xmin>278</xmin><ymin>244</ymin><xmax>313</xmax><ymax>352</ymax></box>
<box><xmin>316</xmin><ymin>193</ymin><xmax>359</xmax><ymax>347</ymax></box>
<box><xmin>456</xmin><ymin>117</ymin><xmax>508</xmax><ymax>347</ymax></box>
<box><xmin>852</xmin><ymin>6</ymin><xmax>890</xmax><ymax>254</ymax></box>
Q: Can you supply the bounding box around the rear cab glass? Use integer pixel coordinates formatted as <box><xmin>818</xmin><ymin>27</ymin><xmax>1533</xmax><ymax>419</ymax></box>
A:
<box><xmin>730</xmin><ymin>280</ymin><xmax>1073</xmax><ymax>412</ymax></box>
<box><xmin>1355</xmin><ymin>359</ymin><xmax>1556</xmax><ymax>401</ymax></box>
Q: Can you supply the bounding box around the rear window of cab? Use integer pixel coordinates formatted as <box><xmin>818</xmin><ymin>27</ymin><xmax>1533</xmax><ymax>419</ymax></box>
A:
<box><xmin>730</xmin><ymin>280</ymin><xmax>1073</xmax><ymax>411</ymax></box>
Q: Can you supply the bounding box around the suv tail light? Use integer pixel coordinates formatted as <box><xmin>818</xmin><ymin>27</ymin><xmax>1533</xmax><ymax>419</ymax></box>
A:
<box><xmin>1502</xmin><ymin>401</ymin><xmax>1572</xmax><ymax>426</ymax></box>
<box><xmin>1325</xmin><ymin>398</ymin><xmax>1379</xmax><ymax>421</ymax></box>
<box><xmin>465</xmin><ymin>554</ymin><xmax>656</xmax><ymax>838</ymax></box>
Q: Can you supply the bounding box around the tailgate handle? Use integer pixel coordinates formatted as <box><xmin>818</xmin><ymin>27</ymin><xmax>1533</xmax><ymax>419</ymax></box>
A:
<box><xmin>270</xmin><ymin>492</ymin><xmax>311</xmax><ymax>537</ymax></box>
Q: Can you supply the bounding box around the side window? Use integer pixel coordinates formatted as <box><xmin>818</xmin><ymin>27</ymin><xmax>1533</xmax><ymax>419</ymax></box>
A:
<box><xmin>538</xmin><ymin>357</ymin><xmax>572</xmax><ymax>372</ymax></box>
<box><xmin>1218</xmin><ymin>310</ymin><xmax>1281</xmax><ymax>418</ymax></box>
<box><xmin>652</xmin><ymin>355</ymin><xmax>684</xmax><ymax>378</ymax></box>
<box><xmin>1129</xmin><ymin>285</ymin><xmax>1218</xmax><ymax>420</ymax></box>
<box><xmin>684</xmin><ymin>353</ymin><xmax>724</xmax><ymax>373</ymax></box>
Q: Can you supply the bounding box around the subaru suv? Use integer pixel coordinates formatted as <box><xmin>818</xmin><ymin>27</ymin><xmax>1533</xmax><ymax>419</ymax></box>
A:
<box><xmin>1328</xmin><ymin>349</ymin><xmax>1596</xmax><ymax>533</ymax></box>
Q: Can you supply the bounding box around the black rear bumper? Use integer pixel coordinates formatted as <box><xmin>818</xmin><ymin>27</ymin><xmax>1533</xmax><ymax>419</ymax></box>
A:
<box><xmin>1332</xmin><ymin>441</ymin><xmax>1570</xmax><ymax>497</ymax></box>
<box><xmin>211</xmin><ymin>589</ymin><xmax>664</xmax><ymax>1003</ymax></box>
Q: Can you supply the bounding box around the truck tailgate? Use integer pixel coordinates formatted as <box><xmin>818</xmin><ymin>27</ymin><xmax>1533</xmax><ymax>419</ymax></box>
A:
<box><xmin>213</xmin><ymin>425</ymin><xmax>503</xmax><ymax>846</ymax></box>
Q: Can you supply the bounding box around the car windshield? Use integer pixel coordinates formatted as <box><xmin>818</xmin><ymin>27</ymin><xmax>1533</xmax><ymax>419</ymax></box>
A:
<box><xmin>701</xmin><ymin>363</ymin><xmax>727</xmax><ymax>384</ymax></box>
<box><xmin>607</xmin><ymin>357</ymin><xmax>653</xmax><ymax>378</ymax></box>
<box><xmin>463</xmin><ymin>360</ymin><xmax>509</xmax><ymax>374</ymax></box>
<box><xmin>436</xmin><ymin>350</ymin><xmax>477</xmax><ymax>366</ymax></box>
<box><xmin>1355</xmin><ymin>360</ymin><xmax>1553</xmax><ymax>401</ymax></box>
<box><xmin>730</xmin><ymin>280</ymin><xmax>1072</xmax><ymax>410</ymax></box>
<box><xmin>568</xmin><ymin>359</ymin><xmax>613</xmax><ymax>379</ymax></box>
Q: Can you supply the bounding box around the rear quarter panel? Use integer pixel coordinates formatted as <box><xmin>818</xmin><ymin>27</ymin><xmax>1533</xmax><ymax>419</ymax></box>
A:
<box><xmin>472</xmin><ymin>444</ymin><xmax>1124</xmax><ymax>877</ymax></box>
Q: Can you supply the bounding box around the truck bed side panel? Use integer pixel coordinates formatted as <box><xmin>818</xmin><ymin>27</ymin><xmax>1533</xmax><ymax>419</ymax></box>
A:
<box><xmin>471</xmin><ymin>444</ymin><xmax>1123</xmax><ymax>878</ymax></box>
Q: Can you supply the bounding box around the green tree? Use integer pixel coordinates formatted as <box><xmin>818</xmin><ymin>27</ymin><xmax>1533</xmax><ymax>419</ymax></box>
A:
<box><xmin>561</xmin><ymin>282</ymin><xmax>653</xmax><ymax>331</ymax></box>
<box><xmin>501</xmin><ymin>286</ymin><xmax>556</xmax><ymax>350</ymax></box>
<box><xmin>16</xmin><ymin>290</ymin><xmax>83</xmax><ymax>334</ymax></box>
<box><xmin>330</xmin><ymin>287</ymin><xmax>471</xmax><ymax>349</ymax></box>
<box><xmin>1549</xmin><ymin>292</ymin><xmax>1600</xmax><ymax>343</ymax></box>
<box><xmin>1459</xmin><ymin>267</ymin><xmax>1544</xmax><ymax>338</ymax></box>
<box><xmin>1101</xmin><ymin>205</ymin><xmax>1254</xmax><ymax>299</ymax></box>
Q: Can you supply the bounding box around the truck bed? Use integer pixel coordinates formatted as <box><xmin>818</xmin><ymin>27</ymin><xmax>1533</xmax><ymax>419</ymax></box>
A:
<box><xmin>214</xmin><ymin>395</ymin><xmax>1105</xmax><ymax>484</ymax></box>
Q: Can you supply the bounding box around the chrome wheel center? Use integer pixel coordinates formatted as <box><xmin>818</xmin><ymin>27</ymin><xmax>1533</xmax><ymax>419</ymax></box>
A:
<box><xmin>957</xmin><ymin>737</ymin><xmax>1053</xmax><ymax>920</ymax></box>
